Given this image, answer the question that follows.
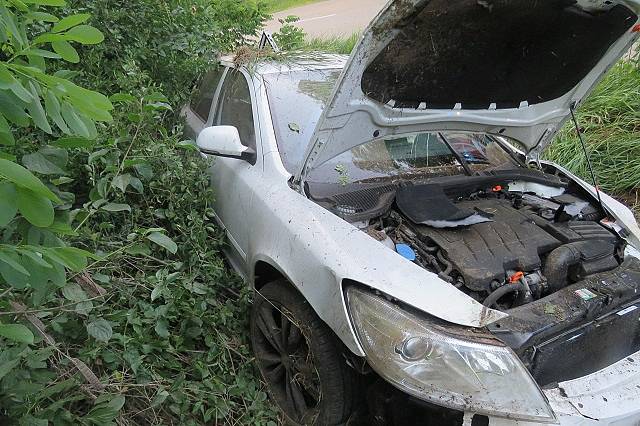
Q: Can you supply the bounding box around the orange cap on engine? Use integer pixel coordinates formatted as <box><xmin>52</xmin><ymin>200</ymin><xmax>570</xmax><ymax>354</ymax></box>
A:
<box><xmin>509</xmin><ymin>271</ymin><xmax>524</xmax><ymax>283</ymax></box>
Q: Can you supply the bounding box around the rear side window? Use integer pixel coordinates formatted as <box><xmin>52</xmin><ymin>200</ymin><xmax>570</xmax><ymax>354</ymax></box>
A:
<box><xmin>191</xmin><ymin>68</ymin><xmax>224</xmax><ymax>121</ymax></box>
<box><xmin>212</xmin><ymin>70</ymin><xmax>256</xmax><ymax>150</ymax></box>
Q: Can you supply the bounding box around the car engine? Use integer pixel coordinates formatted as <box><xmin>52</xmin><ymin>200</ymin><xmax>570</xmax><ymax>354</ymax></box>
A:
<box><xmin>381</xmin><ymin>183</ymin><xmax>623</xmax><ymax>310</ymax></box>
<box><xmin>312</xmin><ymin>170</ymin><xmax>640</xmax><ymax>384</ymax></box>
<box><xmin>317</xmin><ymin>171</ymin><xmax>625</xmax><ymax>310</ymax></box>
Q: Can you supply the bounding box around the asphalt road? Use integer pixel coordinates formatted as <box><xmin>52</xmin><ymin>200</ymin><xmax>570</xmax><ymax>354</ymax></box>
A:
<box><xmin>264</xmin><ymin>0</ymin><xmax>387</xmax><ymax>37</ymax></box>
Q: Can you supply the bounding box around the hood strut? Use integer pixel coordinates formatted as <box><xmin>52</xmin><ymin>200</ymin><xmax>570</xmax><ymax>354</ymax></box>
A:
<box><xmin>569</xmin><ymin>102</ymin><xmax>606</xmax><ymax>216</ymax></box>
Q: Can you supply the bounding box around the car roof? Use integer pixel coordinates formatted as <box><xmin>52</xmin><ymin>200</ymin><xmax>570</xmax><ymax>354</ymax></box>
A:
<box><xmin>219</xmin><ymin>53</ymin><xmax>348</xmax><ymax>76</ymax></box>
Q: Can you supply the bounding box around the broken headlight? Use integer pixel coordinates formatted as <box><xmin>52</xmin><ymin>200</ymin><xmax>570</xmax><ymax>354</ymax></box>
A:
<box><xmin>346</xmin><ymin>287</ymin><xmax>556</xmax><ymax>422</ymax></box>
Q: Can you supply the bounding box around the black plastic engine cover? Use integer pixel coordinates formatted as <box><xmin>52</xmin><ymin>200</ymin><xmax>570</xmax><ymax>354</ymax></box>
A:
<box><xmin>410</xmin><ymin>199</ymin><xmax>560</xmax><ymax>291</ymax></box>
<box><xmin>489</xmin><ymin>257</ymin><xmax>640</xmax><ymax>385</ymax></box>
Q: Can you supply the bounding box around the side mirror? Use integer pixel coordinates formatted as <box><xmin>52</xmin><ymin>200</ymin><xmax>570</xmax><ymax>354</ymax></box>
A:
<box><xmin>196</xmin><ymin>126</ymin><xmax>256</xmax><ymax>162</ymax></box>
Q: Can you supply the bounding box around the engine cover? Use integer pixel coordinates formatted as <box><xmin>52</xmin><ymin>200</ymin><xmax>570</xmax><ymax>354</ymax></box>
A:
<box><xmin>408</xmin><ymin>199</ymin><xmax>561</xmax><ymax>291</ymax></box>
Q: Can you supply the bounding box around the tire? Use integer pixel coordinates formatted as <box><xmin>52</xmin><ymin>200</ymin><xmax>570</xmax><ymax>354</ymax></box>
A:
<box><xmin>250</xmin><ymin>279</ymin><xmax>357</xmax><ymax>425</ymax></box>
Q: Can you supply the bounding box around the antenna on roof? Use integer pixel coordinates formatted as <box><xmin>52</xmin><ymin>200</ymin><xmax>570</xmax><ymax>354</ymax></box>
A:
<box><xmin>258</xmin><ymin>31</ymin><xmax>280</xmax><ymax>52</ymax></box>
<box><xmin>569</xmin><ymin>101</ymin><xmax>607</xmax><ymax>216</ymax></box>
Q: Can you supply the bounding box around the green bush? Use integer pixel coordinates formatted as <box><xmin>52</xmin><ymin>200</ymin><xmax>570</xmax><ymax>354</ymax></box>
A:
<box><xmin>69</xmin><ymin>0</ymin><xmax>268</xmax><ymax>104</ymax></box>
<box><xmin>0</xmin><ymin>0</ymin><xmax>278</xmax><ymax>424</ymax></box>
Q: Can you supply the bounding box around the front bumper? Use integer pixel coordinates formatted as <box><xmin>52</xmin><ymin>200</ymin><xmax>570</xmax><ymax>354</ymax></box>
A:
<box><xmin>482</xmin><ymin>349</ymin><xmax>640</xmax><ymax>425</ymax></box>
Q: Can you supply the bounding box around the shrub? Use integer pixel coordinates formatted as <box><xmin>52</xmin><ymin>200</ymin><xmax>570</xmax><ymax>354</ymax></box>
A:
<box><xmin>0</xmin><ymin>0</ymin><xmax>278</xmax><ymax>424</ymax></box>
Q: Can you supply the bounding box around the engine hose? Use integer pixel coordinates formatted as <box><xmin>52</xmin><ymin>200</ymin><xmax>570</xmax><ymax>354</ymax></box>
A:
<box><xmin>543</xmin><ymin>243</ymin><xmax>583</xmax><ymax>292</ymax></box>
<box><xmin>581</xmin><ymin>211</ymin><xmax>602</xmax><ymax>222</ymax></box>
<box><xmin>436</xmin><ymin>250</ymin><xmax>453</xmax><ymax>276</ymax></box>
<box><xmin>483</xmin><ymin>281</ymin><xmax>525</xmax><ymax>307</ymax></box>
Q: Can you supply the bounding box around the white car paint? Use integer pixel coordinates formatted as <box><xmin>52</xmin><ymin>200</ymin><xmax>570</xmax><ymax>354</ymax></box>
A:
<box><xmin>485</xmin><ymin>348</ymin><xmax>640</xmax><ymax>425</ymax></box>
<box><xmin>183</xmin><ymin>56</ymin><xmax>640</xmax><ymax>422</ymax></box>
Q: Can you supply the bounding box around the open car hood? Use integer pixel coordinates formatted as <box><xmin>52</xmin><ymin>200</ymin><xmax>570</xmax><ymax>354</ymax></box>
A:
<box><xmin>296</xmin><ymin>0</ymin><xmax>640</xmax><ymax>181</ymax></box>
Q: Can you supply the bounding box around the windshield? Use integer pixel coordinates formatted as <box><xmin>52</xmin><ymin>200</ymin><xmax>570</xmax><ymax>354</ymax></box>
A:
<box><xmin>264</xmin><ymin>69</ymin><xmax>341</xmax><ymax>173</ymax></box>
<box><xmin>307</xmin><ymin>132</ymin><xmax>523</xmax><ymax>187</ymax></box>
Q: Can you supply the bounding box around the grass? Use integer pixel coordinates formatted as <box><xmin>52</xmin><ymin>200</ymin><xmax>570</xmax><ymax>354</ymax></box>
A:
<box><xmin>544</xmin><ymin>60</ymin><xmax>640</xmax><ymax>197</ymax></box>
<box><xmin>261</xmin><ymin>0</ymin><xmax>320</xmax><ymax>13</ymax></box>
<box><xmin>302</xmin><ymin>33</ymin><xmax>360</xmax><ymax>54</ymax></box>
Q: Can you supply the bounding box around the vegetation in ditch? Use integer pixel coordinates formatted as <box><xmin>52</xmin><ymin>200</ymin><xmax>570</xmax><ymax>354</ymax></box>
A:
<box><xmin>0</xmin><ymin>0</ymin><xmax>279</xmax><ymax>424</ymax></box>
<box><xmin>544</xmin><ymin>57</ymin><xmax>640</xmax><ymax>200</ymax></box>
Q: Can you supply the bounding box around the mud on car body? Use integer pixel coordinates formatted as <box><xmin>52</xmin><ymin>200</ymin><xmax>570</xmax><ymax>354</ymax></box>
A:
<box><xmin>182</xmin><ymin>0</ymin><xmax>640</xmax><ymax>424</ymax></box>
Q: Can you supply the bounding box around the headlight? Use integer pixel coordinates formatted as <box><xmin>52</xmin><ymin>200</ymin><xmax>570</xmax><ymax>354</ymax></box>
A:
<box><xmin>346</xmin><ymin>287</ymin><xmax>556</xmax><ymax>423</ymax></box>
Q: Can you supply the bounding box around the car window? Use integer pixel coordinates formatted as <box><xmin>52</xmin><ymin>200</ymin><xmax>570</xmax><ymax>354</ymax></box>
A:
<box><xmin>264</xmin><ymin>69</ymin><xmax>340</xmax><ymax>173</ymax></box>
<box><xmin>190</xmin><ymin>68</ymin><xmax>224</xmax><ymax>121</ymax></box>
<box><xmin>212</xmin><ymin>70</ymin><xmax>256</xmax><ymax>150</ymax></box>
<box><xmin>307</xmin><ymin>132</ymin><xmax>522</xmax><ymax>185</ymax></box>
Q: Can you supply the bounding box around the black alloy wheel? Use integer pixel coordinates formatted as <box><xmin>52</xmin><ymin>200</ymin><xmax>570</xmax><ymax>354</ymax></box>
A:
<box><xmin>250</xmin><ymin>280</ymin><xmax>357</xmax><ymax>425</ymax></box>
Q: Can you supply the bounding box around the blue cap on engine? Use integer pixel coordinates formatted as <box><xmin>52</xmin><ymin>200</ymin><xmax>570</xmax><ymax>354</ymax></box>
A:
<box><xmin>395</xmin><ymin>243</ymin><xmax>416</xmax><ymax>261</ymax></box>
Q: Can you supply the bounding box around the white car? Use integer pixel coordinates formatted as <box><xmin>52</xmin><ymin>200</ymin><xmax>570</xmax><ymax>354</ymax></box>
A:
<box><xmin>182</xmin><ymin>1</ymin><xmax>640</xmax><ymax>425</ymax></box>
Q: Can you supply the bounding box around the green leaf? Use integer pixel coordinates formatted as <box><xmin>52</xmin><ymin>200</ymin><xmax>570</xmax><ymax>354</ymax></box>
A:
<box><xmin>61</xmin><ymin>283</ymin><xmax>87</xmax><ymax>301</ymax></box>
<box><xmin>25</xmin><ymin>81</ymin><xmax>52</xmax><ymax>134</ymax></box>
<box><xmin>45</xmin><ymin>247</ymin><xmax>90</xmax><ymax>272</ymax></box>
<box><xmin>51</xmin><ymin>136</ymin><xmax>94</xmax><ymax>149</ymax></box>
<box><xmin>0</xmin><ymin>7</ymin><xmax>26</xmax><ymax>48</ymax></box>
<box><xmin>51</xmin><ymin>176</ymin><xmax>73</xmax><ymax>185</ymax></box>
<box><xmin>101</xmin><ymin>203</ymin><xmax>131</xmax><ymax>212</ymax></box>
<box><xmin>60</xmin><ymin>102</ymin><xmax>89</xmax><ymax>138</ymax></box>
<box><xmin>0</xmin><ymin>91</ymin><xmax>31</xmax><ymax>127</ymax></box>
<box><xmin>150</xmin><ymin>389</ymin><xmax>169</xmax><ymax>408</ymax></box>
<box><xmin>155</xmin><ymin>319</ymin><xmax>169</xmax><ymax>338</ymax></box>
<box><xmin>0</xmin><ymin>182</ymin><xmax>17</xmax><ymax>226</ymax></box>
<box><xmin>27</xmin><ymin>11</ymin><xmax>59</xmax><ymax>22</ymax></box>
<box><xmin>0</xmin><ymin>159</ymin><xmax>60</xmax><ymax>202</ymax></box>
<box><xmin>0</xmin><ymin>251</ymin><xmax>30</xmax><ymax>276</ymax></box>
<box><xmin>0</xmin><ymin>115</ymin><xmax>14</xmax><ymax>147</ymax></box>
<box><xmin>44</xmin><ymin>91</ymin><xmax>69</xmax><ymax>134</ymax></box>
<box><xmin>87</xmin><ymin>319</ymin><xmax>112</xmax><ymax>342</ymax></box>
<box><xmin>0</xmin><ymin>323</ymin><xmax>34</xmax><ymax>344</ymax></box>
<box><xmin>16</xmin><ymin>187</ymin><xmax>54</xmax><ymax>227</ymax></box>
<box><xmin>22</xmin><ymin>0</ymin><xmax>67</xmax><ymax>5</ymax></box>
<box><xmin>109</xmin><ymin>93</ymin><xmax>136</xmax><ymax>103</ymax></box>
<box><xmin>111</xmin><ymin>174</ymin><xmax>131</xmax><ymax>193</ymax></box>
<box><xmin>86</xmin><ymin>395</ymin><xmax>125</xmax><ymax>423</ymax></box>
<box><xmin>18</xmin><ymin>249</ymin><xmax>52</xmax><ymax>269</ymax></box>
<box><xmin>0</xmin><ymin>358</ymin><xmax>20</xmax><ymax>380</ymax></box>
<box><xmin>0</xmin><ymin>64</ymin><xmax>17</xmax><ymax>90</ymax></box>
<box><xmin>52</xmin><ymin>13</ymin><xmax>90</xmax><ymax>33</ymax></box>
<box><xmin>51</xmin><ymin>40</ymin><xmax>79</xmax><ymax>63</ymax></box>
<box><xmin>64</xmin><ymin>25</ymin><xmax>103</xmax><ymax>45</ymax></box>
<box><xmin>22</xmin><ymin>147</ymin><xmax>67</xmax><ymax>175</ymax></box>
<box><xmin>23</xmin><ymin>48</ymin><xmax>61</xmax><ymax>59</ymax></box>
<box><xmin>146</xmin><ymin>232</ymin><xmax>177</xmax><ymax>254</ymax></box>
<box><xmin>9</xmin><ymin>79</ymin><xmax>33</xmax><ymax>103</ymax></box>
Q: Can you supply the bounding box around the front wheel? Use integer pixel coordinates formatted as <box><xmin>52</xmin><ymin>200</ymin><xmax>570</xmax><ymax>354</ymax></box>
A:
<box><xmin>250</xmin><ymin>280</ymin><xmax>357</xmax><ymax>425</ymax></box>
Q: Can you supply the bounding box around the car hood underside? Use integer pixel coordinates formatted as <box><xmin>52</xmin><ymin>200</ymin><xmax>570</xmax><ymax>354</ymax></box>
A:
<box><xmin>297</xmin><ymin>0</ymin><xmax>640</xmax><ymax>181</ymax></box>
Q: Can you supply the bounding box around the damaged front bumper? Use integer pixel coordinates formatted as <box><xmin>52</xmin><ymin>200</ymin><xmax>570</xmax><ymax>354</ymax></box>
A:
<box><xmin>482</xmin><ymin>349</ymin><xmax>640</xmax><ymax>425</ymax></box>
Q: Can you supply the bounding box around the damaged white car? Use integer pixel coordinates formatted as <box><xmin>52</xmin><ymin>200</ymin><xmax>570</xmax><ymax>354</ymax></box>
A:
<box><xmin>182</xmin><ymin>0</ymin><xmax>640</xmax><ymax>424</ymax></box>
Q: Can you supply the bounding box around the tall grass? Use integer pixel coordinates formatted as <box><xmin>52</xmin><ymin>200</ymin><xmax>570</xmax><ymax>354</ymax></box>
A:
<box><xmin>544</xmin><ymin>60</ymin><xmax>640</xmax><ymax>195</ymax></box>
<box><xmin>302</xmin><ymin>33</ymin><xmax>360</xmax><ymax>54</ymax></box>
<box><xmin>260</xmin><ymin>0</ymin><xmax>319</xmax><ymax>13</ymax></box>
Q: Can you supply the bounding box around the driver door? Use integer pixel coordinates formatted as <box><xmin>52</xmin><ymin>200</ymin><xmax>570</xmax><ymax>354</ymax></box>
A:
<box><xmin>205</xmin><ymin>68</ymin><xmax>262</xmax><ymax>276</ymax></box>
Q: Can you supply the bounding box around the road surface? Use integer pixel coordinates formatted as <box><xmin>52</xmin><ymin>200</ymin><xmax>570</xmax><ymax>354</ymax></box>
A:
<box><xmin>264</xmin><ymin>0</ymin><xmax>387</xmax><ymax>38</ymax></box>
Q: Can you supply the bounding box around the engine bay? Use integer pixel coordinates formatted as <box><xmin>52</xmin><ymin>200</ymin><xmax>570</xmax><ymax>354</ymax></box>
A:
<box><xmin>315</xmin><ymin>170</ymin><xmax>627</xmax><ymax>311</ymax></box>
<box><xmin>311</xmin><ymin>169</ymin><xmax>640</xmax><ymax>384</ymax></box>
<box><xmin>381</xmin><ymin>182</ymin><xmax>623</xmax><ymax>310</ymax></box>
